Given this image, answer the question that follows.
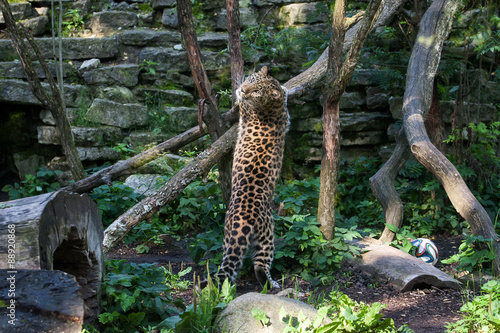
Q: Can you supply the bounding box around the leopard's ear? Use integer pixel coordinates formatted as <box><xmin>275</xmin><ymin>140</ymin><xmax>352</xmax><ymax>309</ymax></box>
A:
<box><xmin>259</xmin><ymin>66</ymin><xmax>268</xmax><ymax>76</ymax></box>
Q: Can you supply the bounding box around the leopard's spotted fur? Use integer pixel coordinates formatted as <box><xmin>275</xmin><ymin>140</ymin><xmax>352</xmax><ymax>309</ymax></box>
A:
<box><xmin>218</xmin><ymin>66</ymin><xmax>289</xmax><ymax>289</ymax></box>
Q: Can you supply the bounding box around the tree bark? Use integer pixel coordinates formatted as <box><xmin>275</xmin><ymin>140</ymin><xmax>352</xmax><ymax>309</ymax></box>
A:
<box><xmin>370</xmin><ymin>129</ymin><xmax>411</xmax><ymax>242</ymax></box>
<box><xmin>102</xmin><ymin>125</ymin><xmax>239</xmax><ymax>253</ymax></box>
<box><xmin>177</xmin><ymin>0</ymin><xmax>233</xmax><ymax>207</ymax></box>
<box><xmin>400</xmin><ymin>0</ymin><xmax>500</xmax><ymax>272</ymax></box>
<box><xmin>226</xmin><ymin>0</ymin><xmax>245</xmax><ymax>104</ymax></box>
<box><xmin>318</xmin><ymin>0</ymin><xmax>383</xmax><ymax>240</ymax></box>
<box><xmin>0</xmin><ymin>0</ymin><xmax>85</xmax><ymax>181</ymax></box>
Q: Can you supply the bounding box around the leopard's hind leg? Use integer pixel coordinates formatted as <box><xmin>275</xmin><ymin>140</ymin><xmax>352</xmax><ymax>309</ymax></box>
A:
<box><xmin>252</xmin><ymin>212</ymin><xmax>280</xmax><ymax>289</ymax></box>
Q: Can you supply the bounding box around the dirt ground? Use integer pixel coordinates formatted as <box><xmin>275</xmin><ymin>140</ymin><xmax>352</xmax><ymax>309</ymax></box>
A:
<box><xmin>107</xmin><ymin>235</ymin><xmax>467</xmax><ymax>333</ymax></box>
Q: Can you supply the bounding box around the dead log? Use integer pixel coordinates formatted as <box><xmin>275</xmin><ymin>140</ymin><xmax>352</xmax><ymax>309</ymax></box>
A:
<box><xmin>0</xmin><ymin>269</ymin><xmax>84</xmax><ymax>333</ymax></box>
<box><xmin>351</xmin><ymin>238</ymin><xmax>460</xmax><ymax>292</ymax></box>
<box><xmin>102</xmin><ymin>124</ymin><xmax>239</xmax><ymax>253</ymax></box>
<box><xmin>0</xmin><ymin>190</ymin><xmax>104</xmax><ymax>322</ymax></box>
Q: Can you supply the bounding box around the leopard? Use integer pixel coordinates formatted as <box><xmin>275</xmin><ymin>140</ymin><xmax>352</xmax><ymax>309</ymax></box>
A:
<box><xmin>217</xmin><ymin>66</ymin><xmax>289</xmax><ymax>289</ymax></box>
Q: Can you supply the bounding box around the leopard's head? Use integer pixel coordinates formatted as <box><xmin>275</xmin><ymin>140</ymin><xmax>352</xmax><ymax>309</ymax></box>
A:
<box><xmin>236</xmin><ymin>66</ymin><xmax>287</xmax><ymax>115</ymax></box>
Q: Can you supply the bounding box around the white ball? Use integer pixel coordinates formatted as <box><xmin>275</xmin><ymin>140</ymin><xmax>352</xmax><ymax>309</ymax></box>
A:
<box><xmin>411</xmin><ymin>238</ymin><xmax>439</xmax><ymax>266</ymax></box>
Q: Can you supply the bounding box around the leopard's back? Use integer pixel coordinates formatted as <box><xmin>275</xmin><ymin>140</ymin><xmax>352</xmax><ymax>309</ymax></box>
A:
<box><xmin>218</xmin><ymin>66</ymin><xmax>288</xmax><ymax>289</ymax></box>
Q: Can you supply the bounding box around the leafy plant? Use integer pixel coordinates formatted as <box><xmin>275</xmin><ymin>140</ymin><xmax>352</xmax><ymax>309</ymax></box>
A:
<box><xmin>276</xmin><ymin>289</ymin><xmax>413</xmax><ymax>332</ymax></box>
<box><xmin>62</xmin><ymin>9</ymin><xmax>85</xmax><ymax>36</ymax></box>
<box><xmin>446</xmin><ymin>280</ymin><xmax>500</xmax><ymax>332</ymax></box>
<box><xmin>2</xmin><ymin>168</ymin><xmax>63</xmax><ymax>200</ymax></box>
<box><xmin>96</xmin><ymin>259</ymin><xmax>190</xmax><ymax>333</ymax></box>
<box><xmin>168</xmin><ymin>277</ymin><xmax>237</xmax><ymax>332</ymax></box>
<box><xmin>441</xmin><ymin>234</ymin><xmax>497</xmax><ymax>274</ymax></box>
<box><xmin>89</xmin><ymin>183</ymin><xmax>144</xmax><ymax>227</ymax></box>
<box><xmin>139</xmin><ymin>60</ymin><xmax>159</xmax><ymax>76</ymax></box>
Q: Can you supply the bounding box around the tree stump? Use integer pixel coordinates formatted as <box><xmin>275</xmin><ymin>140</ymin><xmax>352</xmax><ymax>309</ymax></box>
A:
<box><xmin>0</xmin><ymin>190</ymin><xmax>104</xmax><ymax>324</ymax></box>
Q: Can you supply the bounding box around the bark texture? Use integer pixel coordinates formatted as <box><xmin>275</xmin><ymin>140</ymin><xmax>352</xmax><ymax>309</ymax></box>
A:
<box><xmin>318</xmin><ymin>0</ymin><xmax>383</xmax><ymax>240</ymax></box>
<box><xmin>178</xmin><ymin>0</ymin><xmax>233</xmax><ymax>206</ymax></box>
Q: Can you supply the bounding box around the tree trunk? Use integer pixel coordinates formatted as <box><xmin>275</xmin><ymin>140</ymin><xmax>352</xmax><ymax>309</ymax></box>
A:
<box><xmin>318</xmin><ymin>0</ymin><xmax>383</xmax><ymax>240</ymax></box>
<box><xmin>0</xmin><ymin>0</ymin><xmax>85</xmax><ymax>181</ymax></box>
<box><xmin>0</xmin><ymin>190</ymin><xmax>104</xmax><ymax>322</ymax></box>
<box><xmin>102</xmin><ymin>125</ymin><xmax>239</xmax><ymax>253</ymax></box>
<box><xmin>370</xmin><ymin>129</ymin><xmax>411</xmax><ymax>242</ymax></box>
<box><xmin>401</xmin><ymin>0</ymin><xmax>500</xmax><ymax>272</ymax></box>
<box><xmin>177</xmin><ymin>0</ymin><xmax>233</xmax><ymax>207</ymax></box>
<box><xmin>226</xmin><ymin>0</ymin><xmax>244</xmax><ymax>104</ymax></box>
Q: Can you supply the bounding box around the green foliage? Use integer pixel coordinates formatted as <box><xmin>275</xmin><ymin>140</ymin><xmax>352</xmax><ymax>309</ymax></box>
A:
<box><xmin>277</xmin><ymin>289</ymin><xmax>413</xmax><ymax>332</ymax></box>
<box><xmin>441</xmin><ymin>234</ymin><xmax>497</xmax><ymax>274</ymax></box>
<box><xmin>384</xmin><ymin>224</ymin><xmax>416</xmax><ymax>253</ymax></box>
<box><xmin>274</xmin><ymin>214</ymin><xmax>361</xmax><ymax>285</ymax></box>
<box><xmin>276</xmin><ymin>177</ymin><xmax>320</xmax><ymax>215</ymax></box>
<box><xmin>1</xmin><ymin>168</ymin><xmax>62</xmax><ymax>200</ymax></box>
<box><xmin>446</xmin><ymin>280</ymin><xmax>500</xmax><ymax>332</ymax></box>
<box><xmin>62</xmin><ymin>9</ymin><xmax>85</xmax><ymax>36</ymax></box>
<box><xmin>139</xmin><ymin>60</ymin><xmax>159</xmax><ymax>76</ymax></box>
<box><xmin>89</xmin><ymin>183</ymin><xmax>144</xmax><ymax>227</ymax></box>
<box><xmin>96</xmin><ymin>259</ymin><xmax>190</xmax><ymax>333</ymax></box>
<box><xmin>169</xmin><ymin>277</ymin><xmax>237</xmax><ymax>332</ymax></box>
<box><xmin>112</xmin><ymin>142</ymin><xmax>136</xmax><ymax>159</ymax></box>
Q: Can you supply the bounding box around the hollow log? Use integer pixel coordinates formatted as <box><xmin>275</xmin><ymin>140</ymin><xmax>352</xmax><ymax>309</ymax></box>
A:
<box><xmin>0</xmin><ymin>269</ymin><xmax>84</xmax><ymax>333</ymax></box>
<box><xmin>0</xmin><ymin>190</ymin><xmax>104</xmax><ymax>322</ymax></box>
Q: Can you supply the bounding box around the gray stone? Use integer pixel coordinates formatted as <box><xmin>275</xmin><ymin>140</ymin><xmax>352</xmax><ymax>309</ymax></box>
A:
<box><xmin>161</xmin><ymin>8</ymin><xmax>178</xmax><ymax>28</ymax></box>
<box><xmin>198</xmin><ymin>32</ymin><xmax>229</xmax><ymax>49</ymax></box>
<box><xmin>40</xmin><ymin>109</ymin><xmax>56</xmax><ymax>125</ymax></box>
<box><xmin>22</xmin><ymin>15</ymin><xmax>49</xmax><ymax>36</ymax></box>
<box><xmin>139</xmin><ymin>48</ymin><xmax>231</xmax><ymax>72</ymax></box>
<box><xmin>77</xmin><ymin>147</ymin><xmax>121</xmax><ymax>161</ymax></box>
<box><xmin>97</xmin><ymin>86</ymin><xmax>138</xmax><ymax>104</ymax></box>
<box><xmin>135</xmin><ymin>88</ymin><xmax>193</xmax><ymax>106</ymax></box>
<box><xmin>0</xmin><ymin>61</ymin><xmax>73</xmax><ymax>79</ymax></box>
<box><xmin>82</xmin><ymin>64</ymin><xmax>140</xmax><ymax>87</ymax></box>
<box><xmin>118</xmin><ymin>29</ymin><xmax>181</xmax><ymax>46</ymax></box>
<box><xmin>37</xmin><ymin>125</ymin><xmax>122</xmax><ymax>146</ymax></box>
<box><xmin>85</xmin><ymin>99</ymin><xmax>148</xmax><ymax>128</ymax></box>
<box><xmin>13</xmin><ymin>152</ymin><xmax>45</xmax><ymax>179</ymax></box>
<box><xmin>253</xmin><ymin>0</ymin><xmax>318</xmax><ymax>6</ymax></box>
<box><xmin>127</xmin><ymin>131</ymin><xmax>170</xmax><ymax>151</ymax></box>
<box><xmin>339</xmin><ymin>91</ymin><xmax>365</xmax><ymax>110</ymax></box>
<box><xmin>366</xmin><ymin>87</ymin><xmax>388</xmax><ymax>110</ymax></box>
<box><xmin>163</xmin><ymin>106</ymin><xmax>199</xmax><ymax>132</ymax></box>
<box><xmin>389</xmin><ymin>96</ymin><xmax>403</xmax><ymax>119</ymax></box>
<box><xmin>341</xmin><ymin>112</ymin><xmax>393</xmax><ymax>132</ymax></box>
<box><xmin>124</xmin><ymin>174</ymin><xmax>163</xmax><ymax>196</ymax></box>
<box><xmin>349</xmin><ymin>69</ymin><xmax>385</xmax><ymax>87</ymax></box>
<box><xmin>216</xmin><ymin>292</ymin><xmax>331</xmax><ymax>333</ymax></box>
<box><xmin>137</xmin><ymin>153</ymin><xmax>187</xmax><ymax>174</ymax></box>
<box><xmin>0</xmin><ymin>79</ymin><xmax>86</xmax><ymax>107</ymax></box>
<box><xmin>0</xmin><ymin>2</ymin><xmax>32</xmax><ymax>24</ymax></box>
<box><xmin>152</xmin><ymin>0</ymin><xmax>176</xmax><ymax>9</ymax></box>
<box><xmin>0</xmin><ymin>37</ymin><xmax>120</xmax><ymax>61</ymax></box>
<box><xmin>279</xmin><ymin>3</ymin><xmax>329</xmax><ymax>26</ymax></box>
<box><xmin>90</xmin><ymin>11</ymin><xmax>138</xmax><ymax>37</ymax></box>
<box><xmin>79</xmin><ymin>58</ymin><xmax>101</xmax><ymax>71</ymax></box>
<box><xmin>341</xmin><ymin>131</ymin><xmax>386</xmax><ymax>146</ymax></box>
<box><xmin>440</xmin><ymin>101</ymin><xmax>497</xmax><ymax>124</ymax></box>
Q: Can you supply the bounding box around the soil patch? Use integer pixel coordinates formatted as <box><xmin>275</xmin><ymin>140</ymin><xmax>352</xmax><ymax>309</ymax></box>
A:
<box><xmin>107</xmin><ymin>235</ymin><xmax>466</xmax><ymax>333</ymax></box>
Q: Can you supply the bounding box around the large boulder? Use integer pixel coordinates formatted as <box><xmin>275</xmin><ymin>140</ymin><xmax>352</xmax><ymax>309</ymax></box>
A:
<box><xmin>279</xmin><ymin>3</ymin><xmax>329</xmax><ymax>26</ymax></box>
<box><xmin>118</xmin><ymin>29</ymin><xmax>181</xmax><ymax>47</ymax></box>
<box><xmin>85</xmin><ymin>98</ymin><xmax>148</xmax><ymax>128</ymax></box>
<box><xmin>0</xmin><ymin>60</ymin><xmax>72</xmax><ymax>79</ymax></box>
<box><xmin>139</xmin><ymin>47</ymin><xmax>230</xmax><ymax>72</ymax></box>
<box><xmin>216</xmin><ymin>292</ymin><xmax>331</xmax><ymax>333</ymax></box>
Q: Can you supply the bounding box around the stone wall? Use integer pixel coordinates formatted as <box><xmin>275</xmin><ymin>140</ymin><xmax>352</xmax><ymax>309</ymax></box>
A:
<box><xmin>0</xmin><ymin>0</ymin><xmax>498</xmax><ymax>179</ymax></box>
